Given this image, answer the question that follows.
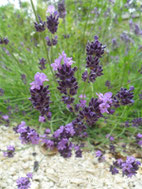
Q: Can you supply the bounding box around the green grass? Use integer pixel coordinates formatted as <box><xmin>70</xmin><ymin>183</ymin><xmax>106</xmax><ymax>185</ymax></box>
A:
<box><xmin>0</xmin><ymin>0</ymin><xmax>142</xmax><ymax>146</ymax></box>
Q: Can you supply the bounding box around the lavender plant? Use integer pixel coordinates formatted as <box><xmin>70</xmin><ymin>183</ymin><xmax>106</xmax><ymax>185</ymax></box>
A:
<box><xmin>0</xmin><ymin>1</ymin><xmax>142</xmax><ymax>187</ymax></box>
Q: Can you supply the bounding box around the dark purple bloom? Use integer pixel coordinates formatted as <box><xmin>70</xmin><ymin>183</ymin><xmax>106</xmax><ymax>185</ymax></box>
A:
<box><xmin>15</xmin><ymin>121</ymin><xmax>39</xmax><ymax>144</ymax></box>
<box><xmin>74</xmin><ymin>145</ymin><xmax>83</xmax><ymax>158</ymax></box>
<box><xmin>132</xmin><ymin>118</ymin><xmax>142</xmax><ymax>127</ymax></box>
<box><xmin>135</xmin><ymin>133</ymin><xmax>142</xmax><ymax>146</ymax></box>
<box><xmin>134</xmin><ymin>24</ymin><xmax>142</xmax><ymax>35</ymax></box>
<box><xmin>82</xmin><ymin>70</ymin><xmax>88</xmax><ymax>82</ymax></box>
<box><xmin>125</xmin><ymin>121</ymin><xmax>130</xmax><ymax>127</ymax></box>
<box><xmin>96</xmin><ymin>150</ymin><xmax>105</xmax><ymax>162</ymax></box>
<box><xmin>114</xmin><ymin>86</ymin><xmax>134</xmax><ymax>106</ymax></box>
<box><xmin>56</xmin><ymin>63</ymin><xmax>78</xmax><ymax>105</ymax></box>
<box><xmin>58</xmin><ymin>0</ymin><xmax>66</xmax><ymax>18</ymax></box>
<box><xmin>29</xmin><ymin>85</ymin><xmax>51</xmax><ymax>120</ymax></box>
<box><xmin>84</xmin><ymin>36</ymin><xmax>105</xmax><ymax>83</ymax></box>
<box><xmin>34</xmin><ymin>16</ymin><xmax>46</xmax><ymax>32</ymax></box>
<box><xmin>0</xmin><ymin>37</ymin><xmax>9</xmax><ymax>45</ymax></box>
<box><xmin>47</xmin><ymin>12</ymin><xmax>59</xmax><ymax>34</ymax></box>
<box><xmin>17</xmin><ymin>173</ymin><xmax>32</xmax><ymax>189</ymax></box>
<box><xmin>105</xmin><ymin>80</ymin><xmax>111</xmax><ymax>89</ymax></box>
<box><xmin>45</xmin><ymin>36</ymin><xmax>58</xmax><ymax>46</ymax></box>
<box><xmin>110</xmin><ymin>157</ymin><xmax>141</xmax><ymax>178</ymax></box>
<box><xmin>3</xmin><ymin>145</ymin><xmax>15</xmax><ymax>158</ymax></box>
<box><xmin>86</xmin><ymin>36</ymin><xmax>105</xmax><ymax>58</ymax></box>
<box><xmin>121</xmin><ymin>156</ymin><xmax>141</xmax><ymax>177</ymax></box>
<box><xmin>72</xmin><ymin>118</ymin><xmax>87</xmax><ymax>138</ymax></box>
<box><xmin>110</xmin><ymin>165</ymin><xmax>119</xmax><ymax>175</ymax></box>
<box><xmin>79</xmin><ymin>98</ymin><xmax>102</xmax><ymax>126</ymax></box>
<box><xmin>39</xmin><ymin>58</ymin><xmax>47</xmax><ymax>70</ymax></box>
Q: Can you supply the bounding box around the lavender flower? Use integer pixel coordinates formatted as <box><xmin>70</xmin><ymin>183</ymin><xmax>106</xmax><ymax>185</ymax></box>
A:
<box><xmin>96</xmin><ymin>150</ymin><xmax>105</xmax><ymax>162</ymax></box>
<box><xmin>2</xmin><ymin>114</ymin><xmax>9</xmax><ymax>121</ymax></box>
<box><xmin>39</xmin><ymin>116</ymin><xmax>46</xmax><ymax>123</ymax></box>
<box><xmin>113</xmin><ymin>86</ymin><xmax>134</xmax><ymax>106</ymax></box>
<box><xmin>58</xmin><ymin>0</ymin><xmax>66</xmax><ymax>18</ymax></box>
<box><xmin>3</xmin><ymin>145</ymin><xmax>15</xmax><ymax>158</ymax></box>
<box><xmin>86</xmin><ymin>36</ymin><xmax>105</xmax><ymax>58</ymax></box>
<box><xmin>30</xmin><ymin>72</ymin><xmax>49</xmax><ymax>90</ymax></box>
<box><xmin>110</xmin><ymin>157</ymin><xmax>141</xmax><ymax>177</ymax></box>
<box><xmin>39</xmin><ymin>58</ymin><xmax>47</xmax><ymax>70</ymax></box>
<box><xmin>51</xmin><ymin>51</ymin><xmax>74</xmax><ymax>71</ymax></box>
<box><xmin>15</xmin><ymin>121</ymin><xmax>39</xmax><ymax>144</ymax></box>
<box><xmin>82</xmin><ymin>70</ymin><xmax>88</xmax><ymax>82</ymax></box>
<box><xmin>106</xmin><ymin>134</ymin><xmax>114</xmax><ymax>141</ymax></box>
<box><xmin>105</xmin><ymin>80</ymin><xmax>111</xmax><ymax>89</ymax></box>
<box><xmin>47</xmin><ymin>10</ymin><xmax>59</xmax><ymax>34</ymax></box>
<box><xmin>74</xmin><ymin>145</ymin><xmax>83</xmax><ymax>158</ymax></box>
<box><xmin>34</xmin><ymin>16</ymin><xmax>46</xmax><ymax>32</ymax></box>
<box><xmin>132</xmin><ymin>118</ymin><xmax>142</xmax><ymax>127</ymax></box>
<box><xmin>79</xmin><ymin>98</ymin><xmax>102</xmax><ymax>126</ymax></box>
<box><xmin>47</xmin><ymin>5</ymin><xmax>55</xmax><ymax>14</ymax></box>
<box><xmin>45</xmin><ymin>36</ymin><xmax>58</xmax><ymax>46</ymax></box>
<box><xmin>17</xmin><ymin>173</ymin><xmax>32</xmax><ymax>189</ymax></box>
<box><xmin>96</xmin><ymin>92</ymin><xmax>113</xmax><ymax>114</ymax></box>
<box><xmin>79</xmin><ymin>94</ymin><xmax>87</xmax><ymax>108</ymax></box>
<box><xmin>83</xmin><ymin>36</ymin><xmax>105</xmax><ymax>83</ymax></box>
<box><xmin>0</xmin><ymin>37</ymin><xmax>9</xmax><ymax>45</ymax></box>
<box><xmin>134</xmin><ymin>24</ymin><xmax>142</xmax><ymax>35</ymax></box>
<box><xmin>135</xmin><ymin>133</ymin><xmax>142</xmax><ymax>146</ymax></box>
<box><xmin>29</xmin><ymin>85</ymin><xmax>51</xmax><ymax>120</ymax></box>
<box><xmin>110</xmin><ymin>165</ymin><xmax>119</xmax><ymax>175</ymax></box>
<box><xmin>121</xmin><ymin>157</ymin><xmax>141</xmax><ymax>177</ymax></box>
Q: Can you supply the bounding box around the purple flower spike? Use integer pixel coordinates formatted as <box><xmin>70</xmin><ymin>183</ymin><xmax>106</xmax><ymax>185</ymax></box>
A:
<box><xmin>39</xmin><ymin>116</ymin><xmax>46</xmax><ymax>123</ymax></box>
<box><xmin>39</xmin><ymin>58</ymin><xmax>47</xmax><ymax>70</ymax></box>
<box><xmin>136</xmin><ymin>133</ymin><xmax>142</xmax><ymax>146</ymax></box>
<box><xmin>47</xmin><ymin>5</ymin><xmax>56</xmax><ymax>14</ymax></box>
<box><xmin>96</xmin><ymin>150</ymin><xmax>102</xmax><ymax>157</ymax></box>
<box><xmin>47</xmin><ymin>8</ymin><xmax>59</xmax><ymax>34</ymax></box>
<box><xmin>3</xmin><ymin>145</ymin><xmax>15</xmax><ymax>158</ymax></box>
<box><xmin>96</xmin><ymin>150</ymin><xmax>105</xmax><ymax>162</ymax></box>
<box><xmin>51</xmin><ymin>51</ymin><xmax>74</xmax><ymax>71</ymax></box>
<box><xmin>16</xmin><ymin>121</ymin><xmax>39</xmax><ymax>145</ymax></box>
<box><xmin>96</xmin><ymin>92</ymin><xmax>112</xmax><ymax>114</ymax></box>
<box><xmin>30</xmin><ymin>72</ymin><xmax>49</xmax><ymax>90</ymax></box>
<box><xmin>17</xmin><ymin>173</ymin><xmax>32</xmax><ymax>189</ymax></box>
<box><xmin>58</xmin><ymin>0</ymin><xmax>66</xmax><ymax>19</ymax></box>
<box><xmin>34</xmin><ymin>16</ymin><xmax>46</xmax><ymax>32</ymax></box>
<box><xmin>2</xmin><ymin>115</ymin><xmax>9</xmax><ymax>120</ymax></box>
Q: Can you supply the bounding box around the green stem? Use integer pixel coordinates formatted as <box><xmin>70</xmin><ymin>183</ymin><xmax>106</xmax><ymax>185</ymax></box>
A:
<box><xmin>30</xmin><ymin>0</ymin><xmax>38</xmax><ymax>22</ymax></box>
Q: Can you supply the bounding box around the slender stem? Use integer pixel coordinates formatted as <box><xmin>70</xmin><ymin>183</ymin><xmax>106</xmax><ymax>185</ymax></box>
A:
<box><xmin>30</xmin><ymin>0</ymin><xmax>38</xmax><ymax>22</ymax></box>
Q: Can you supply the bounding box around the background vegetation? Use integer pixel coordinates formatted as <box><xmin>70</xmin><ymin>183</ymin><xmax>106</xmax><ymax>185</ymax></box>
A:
<box><xmin>0</xmin><ymin>0</ymin><xmax>142</xmax><ymax>146</ymax></box>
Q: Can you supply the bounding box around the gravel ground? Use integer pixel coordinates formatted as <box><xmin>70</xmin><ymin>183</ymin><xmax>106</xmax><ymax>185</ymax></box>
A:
<box><xmin>0</xmin><ymin>125</ymin><xmax>142</xmax><ymax>189</ymax></box>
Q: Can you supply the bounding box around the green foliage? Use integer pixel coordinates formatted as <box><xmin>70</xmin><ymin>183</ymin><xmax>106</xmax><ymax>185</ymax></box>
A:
<box><xmin>0</xmin><ymin>0</ymin><xmax>142</xmax><ymax>145</ymax></box>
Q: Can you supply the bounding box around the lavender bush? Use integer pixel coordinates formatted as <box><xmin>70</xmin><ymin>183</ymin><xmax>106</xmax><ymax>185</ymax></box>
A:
<box><xmin>0</xmin><ymin>0</ymin><xmax>142</xmax><ymax>188</ymax></box>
